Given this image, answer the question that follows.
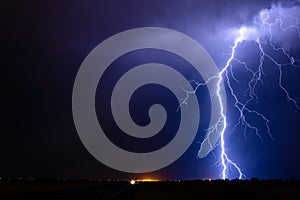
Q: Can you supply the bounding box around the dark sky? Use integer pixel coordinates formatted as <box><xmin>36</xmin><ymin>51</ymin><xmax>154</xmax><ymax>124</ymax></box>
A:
<box><xmin>2</xmin><ymin>0</ymin><xmax>300</xmax><ymax>180</ymax></box>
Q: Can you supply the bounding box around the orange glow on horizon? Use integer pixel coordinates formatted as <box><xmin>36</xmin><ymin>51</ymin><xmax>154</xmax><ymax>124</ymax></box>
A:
<box><xmin>136</xmin><ymin>178</ymin><xmax>160</xmax><ymax>182</ymax></box>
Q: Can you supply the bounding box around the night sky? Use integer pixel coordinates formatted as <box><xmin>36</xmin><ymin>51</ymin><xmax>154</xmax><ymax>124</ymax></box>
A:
<box><xmin>2</xmin><ymin>0</ymin><xmax>300</xmax><ymax>180</ymax></box>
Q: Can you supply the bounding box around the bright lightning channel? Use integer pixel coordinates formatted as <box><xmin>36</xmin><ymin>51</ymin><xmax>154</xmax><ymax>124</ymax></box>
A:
<box><xmin>218</xmin><ymin>32</ymin><xmax>244</xmax><ymax>180</ymax></box>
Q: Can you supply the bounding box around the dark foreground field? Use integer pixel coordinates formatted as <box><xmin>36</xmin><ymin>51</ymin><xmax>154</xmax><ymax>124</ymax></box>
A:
<box><xmin>0</xmin><ymin>178</ymin><xmax>299</xmax><ymax>199</ymax></box>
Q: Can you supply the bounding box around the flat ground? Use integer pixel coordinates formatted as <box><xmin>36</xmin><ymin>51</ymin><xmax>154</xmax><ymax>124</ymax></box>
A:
<box><xmin>1</xmin><ymin>179</ymin><xmax>299</xmax><ymax>199</ymax></box>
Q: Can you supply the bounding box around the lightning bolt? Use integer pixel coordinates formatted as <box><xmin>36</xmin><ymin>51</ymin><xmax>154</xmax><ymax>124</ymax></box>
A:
<box><xmin>180</xmin><ymin>3</ymin><xmax>300</xmax><ymax>179</ymax></box>
<box><xmin>218</xmin><ymin>35</ymin><xmax>244</xmax><ymax>180</ymax></box>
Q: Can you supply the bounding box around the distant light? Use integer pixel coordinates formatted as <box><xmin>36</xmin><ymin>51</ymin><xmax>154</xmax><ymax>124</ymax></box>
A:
<box><xmin>130</xmin><ymin>180</ymin><xmax>136</xmax><ymax>185</ymax></box>
<box><xmin>208</xmin><ymin>178</ymin><xmax>212</xmax><ymax>181</ymax></box>
<box><xmin>136</xmin><ymin>179</ymin><xmax>159</xmax><ymax>182</ymax></box>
